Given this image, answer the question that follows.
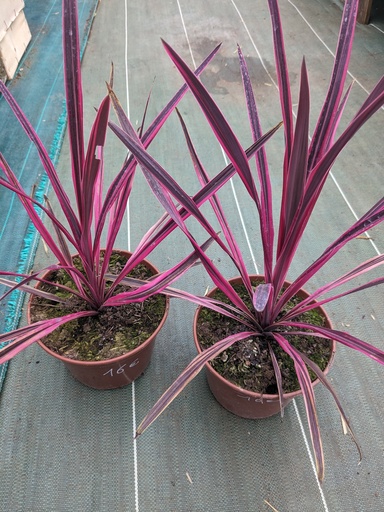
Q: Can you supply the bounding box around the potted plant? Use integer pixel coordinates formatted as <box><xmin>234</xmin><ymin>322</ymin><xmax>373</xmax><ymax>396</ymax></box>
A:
<box><xmin>0</xmin><ymin>0</ymin><xmax>227</xmax><ymax>389</ymax></box>
<box><xmin>110</xmin><ymin>0</ymin><xmax>384</xmax><ymax>481</ymax></box>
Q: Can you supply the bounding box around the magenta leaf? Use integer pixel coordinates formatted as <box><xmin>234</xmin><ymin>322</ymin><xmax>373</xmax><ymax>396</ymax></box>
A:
<box><xmin>273</xmin><ymin>333</ymin><xmax>324</xmax><ymax>482</ymax></box>
<box><xmin>162</xmin><ymin>39</ymin><xmax>259</xmax><ymax>204</ymax></box>
<box><xmin>298</xmin><ymin>350</ymin><xmax>362</xmax><ymax>461</ymax></box>
<box><xmin>268</xmin><ymin>343</ymin><xmax>284</xmax><ymax>417</ymax></box>
<box><xmin>308</xmin><ymin>0</ymin><xmax>358</xmax><ymax>169</ymax></box>
<box><xmin>0</xmin><ymin>311</ymin><xmax>98</xmax><ymax>364</ymax></box>
<box><xmin>176</xmin><ymin>108</ymin><xmax>253</xmax><ymax>296</ymax></box>
<box><xmin>267</xmin><ymin>0</ymin><xmax>294</xmax><ymax>163</ymax></box>
<box><xmin>279</xmin><ymin>59</ymin><xmax>310</xmax><ymax>245</ymax></box>
<box><xmin>238</xmin><ymin>45</ymin><xmax>275</xmax><ymax>280</ymax></box>
<box><xmin>281</xmin><ymin>323</ymin><xmax>384</xmax><ymax>367</ymax></box>
<box><xmin>136</xmin><ymin>330</ymin><xmax>254</xmax><ymax>436</ymax></box>
<box><xmin>63</xmin><ymin>0</ymin><xmax>85</xmax><ymax>208</ymax></box>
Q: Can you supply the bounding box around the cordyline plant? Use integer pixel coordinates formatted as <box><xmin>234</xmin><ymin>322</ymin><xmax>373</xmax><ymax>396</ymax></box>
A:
<box><xmin>0</xmin><ymin>0</ymin><xmax>271</xmax><ymax>363</ymax></box>
<box><xmin>109</xmin><ymin>0</ymin><xmax>384</xmax><ymax>482</ymax></box>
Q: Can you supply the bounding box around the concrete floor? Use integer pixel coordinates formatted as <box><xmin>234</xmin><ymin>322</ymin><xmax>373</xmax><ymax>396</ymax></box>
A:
<box><xmin>0</xmin><ymin>0</ymin><xmax>383</xmax><ymax>510</ymax></box>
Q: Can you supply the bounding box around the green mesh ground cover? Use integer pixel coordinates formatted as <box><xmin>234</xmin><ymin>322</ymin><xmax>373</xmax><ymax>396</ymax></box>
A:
<box><xmin>0</xmin><ymin>0</ymin><xmax>99</xmax><ymax>389</ymax></box>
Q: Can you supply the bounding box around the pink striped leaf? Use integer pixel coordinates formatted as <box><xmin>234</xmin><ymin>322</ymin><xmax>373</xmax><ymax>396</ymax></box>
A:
<box><xmin>0</xmin><ymin>311</ymin><xmax>98</xmax><ymax>364</ymax></box>
<box><xmin>136</xmin><ymin>330</ymin><xmax>255</xmax><ymax>437</ymax></box>
<box><xmin>273</xmin><ymin>333</ymin><xmax>324</xmax><ymax>482</ymax></box>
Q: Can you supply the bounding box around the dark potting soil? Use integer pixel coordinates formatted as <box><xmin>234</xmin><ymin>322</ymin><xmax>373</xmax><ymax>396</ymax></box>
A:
<box><xmin>30</xmin><ymin>252</ymin><xmax>166</xmax><ymax>361</ymax></box>
<box><xmin>196</xmin><ymin>281</ymin><xmax>333</xmax><ymax>394</ymax></box>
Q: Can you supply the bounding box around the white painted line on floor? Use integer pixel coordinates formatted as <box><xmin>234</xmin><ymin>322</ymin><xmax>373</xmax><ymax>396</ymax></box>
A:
<box><xmin>330</xmin><ymin>176</ymin><xmax>381</xmax><ymax>256</ymax></box>
<box><xmin>124</xmin><ymin>0</ymin><xmax>132</xmax><ymax>255</ymax></box>
<box><xmin>293</xmin><ymin>399</ymin><xmax>330</xmax><ymax>512</ymax></box>
<box><xmin>176</xmin><ymin>0</ymin><xmax>197</xmax><ymax>70</ymax></box>
<box><xmin>286</xmin><ymin>0</ymin><xmax>382</xmax><ymax>254</ymax></box>
<box><xmin>229</xmin><ymin>0</ymin><xmax>278</xmax><ymax>89</ymax></box>
<box><xmin>124</xmin><ymin>1</ymin><xmax>138</xmax><ymax>511</ymax></box>
<box><xmin>371</xmin><ymin>23</ymin><xmax>384</xmax><ymax>35</ymax></box>
<box><xmin>132</xmin><ymin>381</ymin><xmax>140</xmax><ymax>512</ymax></box>
<box><xmin>288</xmin><ymin>0</ymin><xmax>384</xmax><ymax>108</ymax></box>
<box><xmin>229</xmin><ymin>174</ymin><xmax>260</xmax><ymax>274</ymax></box>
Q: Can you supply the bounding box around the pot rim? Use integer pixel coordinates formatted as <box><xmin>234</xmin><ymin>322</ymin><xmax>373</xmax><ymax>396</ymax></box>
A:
<box><xmin>29</xmin><ymin>249</ymin><xmax>170</xmax><ymax>367</ymax></box>
<box><xmin>193</xmin><ymin>274</ymin><xmax>336</xmax><ymax>400</ymax></box>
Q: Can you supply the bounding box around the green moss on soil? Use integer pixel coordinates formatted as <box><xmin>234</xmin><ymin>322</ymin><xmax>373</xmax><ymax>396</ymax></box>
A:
<box><xmin>30</xmin><ymin>252</ymin><xmax>166</xmax><ymax>361</ymax></box>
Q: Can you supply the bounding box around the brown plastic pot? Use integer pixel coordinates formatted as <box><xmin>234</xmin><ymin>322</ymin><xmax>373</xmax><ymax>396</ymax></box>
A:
<box><xmin>193</xmin><ymin>276</ymin><xmax>336</xmax><ymax>419</ymax></box>
<box><xmin>28</xmin><ymin>250</ymin><xmax>169</xmax><ymax>390</ymax></box>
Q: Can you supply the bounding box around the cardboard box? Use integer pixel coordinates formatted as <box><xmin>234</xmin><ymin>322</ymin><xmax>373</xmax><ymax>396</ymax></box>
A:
<box><xmin>0</xmin><ymin>0</ymin><xmax>25</xmax><ymax>41</ymax></box>
<box><xmin>0</xmin><ymin>8</ymin><xmax>31</xmax><ymax>81</ymax></box>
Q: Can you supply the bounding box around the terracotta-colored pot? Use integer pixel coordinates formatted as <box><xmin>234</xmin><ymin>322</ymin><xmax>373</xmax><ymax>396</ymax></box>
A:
<box><xmin>193</xmin><ymin>276</ymin><xmax>336</xmax><ymax>419</ymax></box>
<box><xmin>29</xmin><ymin>250</ymin><xmax>169</xmax><ymax>390</ymax></box>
